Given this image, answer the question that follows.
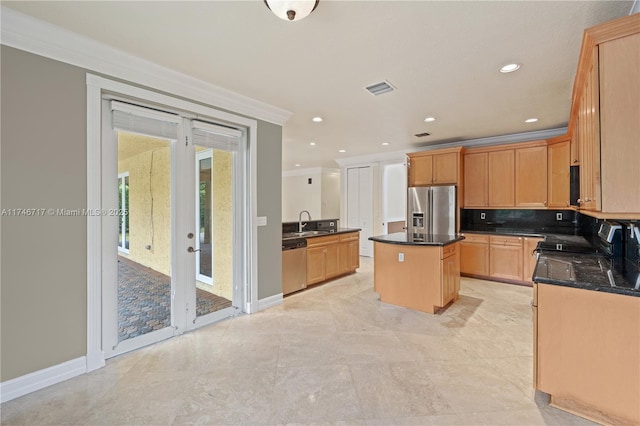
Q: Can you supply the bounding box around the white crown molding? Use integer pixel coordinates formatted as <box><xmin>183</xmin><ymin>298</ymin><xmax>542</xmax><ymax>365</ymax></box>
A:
<box><xmin>0</xmin><ymin>6</ymin><xmax>293</xmax><ymax>126</ymax></box>
<box><xmin>335</xmin><ymin>127</ymin><xmax>568</xmax><ymax>167</ymax></box>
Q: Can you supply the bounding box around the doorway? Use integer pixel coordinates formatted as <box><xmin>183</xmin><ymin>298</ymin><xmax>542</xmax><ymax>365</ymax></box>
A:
<box><xmin>346</xmin><ymin>166</ymin><xmax>373</xmax><ymax>257</ymax></box>
<box><xmin>101</xmin><ymin>100</ymin><xmax>243</xmax><ymax>357</ymax></box>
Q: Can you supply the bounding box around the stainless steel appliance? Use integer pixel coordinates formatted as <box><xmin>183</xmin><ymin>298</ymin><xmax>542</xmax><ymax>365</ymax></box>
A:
<box><xmin>282</xmin><ymin>238</ymin><xmax>307</xmax><ymax>295</ymax></box>
<box><xmin>407</xmin><ymin>185</ymin><xmax>456</xmax><ymax>235</ymax></box>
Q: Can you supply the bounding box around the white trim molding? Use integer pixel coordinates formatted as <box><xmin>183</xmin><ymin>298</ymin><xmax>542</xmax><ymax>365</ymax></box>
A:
<box><xmin>0</xmin><ymin>357</ymin><xmax>86</xmax><ymax>403</ymax></box>
<box><xmin>256</xmin><ymin>293</ymin><xmax>284</xmax><ymax>311</ymax></box>
<box><xmin>0</xmin><ymin>6</ymin><xmax>293</xmax><ymax>126</ymax></box>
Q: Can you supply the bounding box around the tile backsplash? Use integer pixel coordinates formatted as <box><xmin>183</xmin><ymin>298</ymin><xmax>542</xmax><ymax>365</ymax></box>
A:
<box><xmin>460</xmin><ymin>209</ymin><xmax>579</xmax><ymax>235</ymax></box>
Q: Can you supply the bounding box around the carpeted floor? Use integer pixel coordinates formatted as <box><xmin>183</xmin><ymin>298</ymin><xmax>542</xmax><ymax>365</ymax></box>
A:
<box><xmin>118</xmin><ymin>257</ymin><xmax>232</xmax><ymax>342</ymax></box>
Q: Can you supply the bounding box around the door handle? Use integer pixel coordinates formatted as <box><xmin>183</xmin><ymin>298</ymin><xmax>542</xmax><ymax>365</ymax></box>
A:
<box><xmin>187</xmin><ymin>247</ymin><xmax>200</xmax><ymax>253</ymax></box>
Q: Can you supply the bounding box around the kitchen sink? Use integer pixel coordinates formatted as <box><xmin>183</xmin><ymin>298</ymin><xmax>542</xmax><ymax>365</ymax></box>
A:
<box><xmin>283</xmin><ymin>230</ymin><xmax>330</xmax><ymax>238</ymax></box>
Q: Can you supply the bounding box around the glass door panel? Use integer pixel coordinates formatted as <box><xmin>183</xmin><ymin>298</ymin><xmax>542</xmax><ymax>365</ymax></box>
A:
<box><xmin>194</xmin><ymin>146</ymin><xmax>233</xmax><ymax>318</ymax></box>
<box><xmin>117</xmin><ymin>132</ymin><xmax>173</xmax><ymax>343</ymax></box>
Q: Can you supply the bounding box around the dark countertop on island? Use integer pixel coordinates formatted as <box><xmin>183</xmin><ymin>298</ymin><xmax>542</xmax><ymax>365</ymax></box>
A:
<box><xmin>369</xmin><ymin>232</ymin><xmax>464</xmax><ymax>246</ymax></box>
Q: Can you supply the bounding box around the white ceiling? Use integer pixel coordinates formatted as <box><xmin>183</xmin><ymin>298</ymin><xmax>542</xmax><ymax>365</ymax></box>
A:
<box><xmin>4</xmin><ymin>1</ymin><xmax>635</xmax><ymax>171</ymax></box>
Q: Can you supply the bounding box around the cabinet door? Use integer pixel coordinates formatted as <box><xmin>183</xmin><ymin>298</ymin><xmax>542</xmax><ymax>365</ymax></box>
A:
<box><xmin>306</xmin><ymin>246</ymin><xmax>326</xmax><ymax>285</ymax></box>
<box><xmin>599</xmin><ymin>33</ymin><xmax>640</xmax><ymax>213</ymax></box>
<box><xmin>523</xmin><ymin>237</ymin><xmax>543</xmax><ymax>283</ymax></box>
<box><xmin>515</xmin><ymin>145</ymin><xmax>548</xmax><ymax>207</ymax></box>
<box><xmin>547</xmin><ymin>141</ymin><xmax>570</xmax><ymax>208</ymax></box>
<box><xmin>488</xmin><ymin>150</ymin><xmax>515</xmax><ymax>206</ymax></box>
<box><xmin>460</xmin><ymin>242</ymin><xmax>489</xmax><ymax>276</ymax></box>
<box><xmin>433</xmin><ymin>152</ymin><xmax>457</xmax><ymax>184</ymax></box>
<box><xmin>490</xmin><ymin>243</ymin><xmax>523</xmax><ymax>281</ymax></box>
<box><xmin>408</xmin><ymin>155</ymin><xmax>433</xmax><ymax>186</ymax></box>
<box><xmin>324</xmin><ymin>243</ymin><xmax>340</xmax><ymax>279</ymax></box>
<box><xmin>463</xmin><ymin>152</ymin><xmax>488</xmax><ymax>207</ymax></box>
<box><xmin>348</xmin><ymin>240</ymin><xmax>360</xmax><ymax>270</ymax></box>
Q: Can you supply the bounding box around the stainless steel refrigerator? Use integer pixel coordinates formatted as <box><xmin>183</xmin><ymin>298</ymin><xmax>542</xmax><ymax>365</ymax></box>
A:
<box><xmin>407</xmin><ymin>185</ymin><xmax>456</xmax><ymax>235</ymax></box>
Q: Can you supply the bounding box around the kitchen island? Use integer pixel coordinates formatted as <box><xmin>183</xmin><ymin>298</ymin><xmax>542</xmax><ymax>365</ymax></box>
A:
<box><xmin>369</xmin><ymin>232</ymin><xmax>464</xmax><ymax>314</ymax></box>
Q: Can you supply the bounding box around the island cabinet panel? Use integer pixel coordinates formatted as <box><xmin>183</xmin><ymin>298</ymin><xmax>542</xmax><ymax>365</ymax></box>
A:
<box><xmin>599</xmin><ymin>32</ymin><xmax>640</xmax><ymax>213</ymax></box>
<box><xmin>373</xmin><ymin>242</ymin><xmax>460</xmax><ymax>314</ymax></box>
<box><xmin>547</xmin><ymin>140</ymin><xmax>571</xmax><ymax>208</ymax></box>
<box><xmin>515</xmin><ymin>145</ymin><xmax>547</xmax><ymax>207</ymax></box>
<box><xmin>536</xmin><ymin>284</ymin><xmax>640</xmax><ymax>425</ymax></box>
<box><xmin>463</xmin><ymin>152</ymin><xmax>488</xmax><ymax>207</ymax></box>
<box><xmin>522</xmin><ymin>236</ymin><xmax>543</xmax><ymax>283</ymax></box>
<box><xmin>489</xmin><ymin>235</ymin><xmax>523</xmax><ymax>281</ymax></box>
<box><xmin>488</xmin><ymin>150</ymin><xmax>515</xmax><ymax>206</ymax></box>
<box><xmin>460</xmin><ymin>233</ymin><xmax>489</xmax><ymax>276</ymax></box>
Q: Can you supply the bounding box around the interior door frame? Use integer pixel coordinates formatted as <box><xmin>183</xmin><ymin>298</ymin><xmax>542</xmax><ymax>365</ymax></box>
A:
<box><xmin>86</xmin><ymin>75</ymin><xmax>259</xmax><ymax>370</ymax></box>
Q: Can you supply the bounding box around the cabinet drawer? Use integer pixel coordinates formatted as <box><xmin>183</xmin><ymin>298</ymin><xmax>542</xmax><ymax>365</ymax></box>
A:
<box><xmin>305</xmin><ymin>234</ymin><xmax>339</xmax><ymax>247</ymax></box>
<box><xmin>490</xmin><ymin>235</ymin><xmax>523</xmax><ymax>246</ymax></box>
<box><xmin>442</xmin><ymin>242</ymin><xmax>458</xmax><ymax>258</ymax></box>
<box><xmin>339</xmin><ymin>232</ymin><xmax>359</xmax><ymax>242</ymax></box>
<box><xmin>461</xmin><ymin>233</ymin><xmax>489</xmax><ymax>244</ymax></box>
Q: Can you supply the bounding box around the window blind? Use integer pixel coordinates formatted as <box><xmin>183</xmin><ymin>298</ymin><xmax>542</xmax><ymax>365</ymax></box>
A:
<box><xmin>192</xmin><ymin>120</ymin><xmax>242</xmax><ymax>151</ymax></box>
<box><xmin>111</xmin><ymin>100</ymin><xmax>180</xmax><ymax>140</ymax></box>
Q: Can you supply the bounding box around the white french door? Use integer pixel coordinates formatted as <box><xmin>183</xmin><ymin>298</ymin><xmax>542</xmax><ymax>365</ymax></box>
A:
<box><xmin>102</xmin><ymin>99</ymin><xmax>243</xmax><ymax>357</ymax></box>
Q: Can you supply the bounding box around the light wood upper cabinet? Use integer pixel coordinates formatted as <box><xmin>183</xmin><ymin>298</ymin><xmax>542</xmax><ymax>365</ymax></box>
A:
<box><xmin>463</xmin><ymin>152</ymin><xmax>488</xmax><ymax>207</ymax></box>
<box><xmin>599</xmin><ymin>32</ymin><xmax>640</xmax><ymax>213</ymax></box>
<box><xmin>488</xmin><ymin>150</ymin><xmax>515</xmax><ymax>206</ymax></box>
<box><xmin>515</xmin><ymin>145</ymin><xmax>548</xmax><ymax>207</ymax></box>
<box><xmin>407</xmin><ymin>148</ymin><xmax>462</xmax><ymax>187</ymax></box>
<box><xmin>569</xmin><ymin>14</ymin><xmax>640</xmax><ymax>215</ymax></box>
<box><xmin>547</xmin><ymin>140</ymin><xmax>570</xmax><ymax>208</ymax></box>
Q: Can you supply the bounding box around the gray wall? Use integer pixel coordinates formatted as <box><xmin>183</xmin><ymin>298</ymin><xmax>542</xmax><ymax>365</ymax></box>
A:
<box><xmin>256</xmin><ymin>122</ymin><xmax>283</xmax><ymax>300</ymax></box>
<box><xmin>0</xmin><ymin>46</ymin><xmax>283</xmax><ymax>382</ymax></box>
<box><xmin>1</xmin><ymin>46</ymin><xmax>88</xmax><ymax>381</ymax></box>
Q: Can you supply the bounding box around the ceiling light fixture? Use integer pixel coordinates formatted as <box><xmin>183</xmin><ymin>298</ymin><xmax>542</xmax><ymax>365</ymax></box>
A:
<box><xmin>500</xmin><ymin>63</ymin><xmax>521</xmax><ymax>73</ymax></box>
<box><xmin>424</xmin><ymin>117</ymin><xmax>436</xmax><ymax>122</ymax></box>
<box><xmin>295</xmin><ymin>164</ymin><xmax>301</xmax><ymax>167</ymax></box>
<box><xmin>338</xmin><ymin>149</ymin><xmax>346</xmax><ymax>153</ymax></box>
<box><xmin>312</xmin><ymin>116</ymin><xmax>323</xmax><ymax>122</ymax></box>
<box><xmin>309</xmin><ymin>142</ymin><xmax>316</xmax><ymax>146</ymax></box>
<box><xmin>525</xmin><ymin>118</ymin><xmax>538</xmax><ymax>123</ymax></box>
<box><xmin>264</xmin><ymin>0</ymin><xmax>319</xmax><ymax>22</ymax></box>
<box><xmin>381</xmin><ymin>142</ymin><xmax>390</xmax><ymax>146</ymax></box>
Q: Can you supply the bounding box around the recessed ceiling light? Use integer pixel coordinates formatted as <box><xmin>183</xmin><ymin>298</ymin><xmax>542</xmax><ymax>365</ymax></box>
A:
<box><xmin>525</xmin><ymin>118</ymin><xmax>538</xmax><ymax>123</ymax></box>
<box><xmin>309</xmin><ymin>142</ymin><xmax>316</xmax><ymax>146</ymax></box>
<box><xmin>381</xmin><ymin>142</ymin><xmax>390</xmax><ymax>146</ymax></box>
<box><xmin>312</xmin><ymin>117</ymin><xmax>323</xmax><ymax>123</ymax></box>
<box><xmin>424</xmin><ymin>117</ymin><xmax>436</xmax><ymax>122</ymax></box>
<box><xmin>500</xmin><ymin>63</ymin><xmax>521</xmax><ymax>73</ymax></box>
<box><xmin>338</xmin><ymin>149</ymin><xmax>346</xmax><ymax>153</ymax></box>
<box><xmin>295</xmin><ymin>164</ymin><xmax>301</xmax><ymax>167</ymax></box>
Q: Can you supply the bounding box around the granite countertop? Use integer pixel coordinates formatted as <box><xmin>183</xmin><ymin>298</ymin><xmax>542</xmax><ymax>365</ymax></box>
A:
<box><xmin>369</xmin><ymin>232</ymin><xmax>464</xmax><ymax>246</ymax></box>
<box><xmin>534</xmin><ymin>252</ymin><xmax>640</xmax><ymax>297</ymax></box>
<box><xmin>461</xmin><ymin>229</ymin><xmax>595</xmax><ymax>245</ymax></box>
<box><xmin>282</xmin><ymin>228</ymin><xmax>361</xmax><ymax>240</ymax></box>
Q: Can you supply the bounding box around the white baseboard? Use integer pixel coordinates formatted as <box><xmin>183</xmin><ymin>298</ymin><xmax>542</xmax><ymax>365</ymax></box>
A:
<box><xmin>257</xmin><ymin>293</ymin><xmax>283</xmax><ymax>311</ymax></box>
<box><xmin>0</xmin><ymin>356</ymin><xmax>86</xmax><ymax>403</ymax></box>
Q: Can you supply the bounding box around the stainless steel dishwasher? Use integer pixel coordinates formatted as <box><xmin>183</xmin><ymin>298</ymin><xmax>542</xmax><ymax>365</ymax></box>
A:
<box><xmin>282</xmin><ymin>238</ymin><xmax>307</xmax><ymax>295</ymax></box>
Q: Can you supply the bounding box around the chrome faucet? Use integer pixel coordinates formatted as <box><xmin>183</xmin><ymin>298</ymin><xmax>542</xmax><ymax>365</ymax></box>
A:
<box><xmin>298</xmin><ymin>210</ymin><xmax>311</xmax><ymax>233</ymax></box>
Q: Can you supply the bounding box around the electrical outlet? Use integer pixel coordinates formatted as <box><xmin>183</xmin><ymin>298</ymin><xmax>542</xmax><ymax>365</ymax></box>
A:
<box><xmin>398</xmin><ymin>253</ymin><xmax>404</xmax><ymax>262</ymax></box>
<box><xmin>556</xmin><ymin>212</ymin><xmax>563</xmax><ymax>221</ymax></box>
<box><xmin>480</xmin><ymin>212</ymin><xmax>486</xmax><ymax>220</ymax></box>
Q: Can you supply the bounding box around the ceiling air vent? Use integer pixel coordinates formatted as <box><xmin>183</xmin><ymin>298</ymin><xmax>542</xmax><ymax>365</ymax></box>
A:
<box><xmin>364</xmin><ymin>80</ymin><xmax>395</xmax><ymax>96</ymax></box>
<box><xmin>415</xmin><ymin>132</ymin><xmax>431</xmax><ymax>137</ymax></box>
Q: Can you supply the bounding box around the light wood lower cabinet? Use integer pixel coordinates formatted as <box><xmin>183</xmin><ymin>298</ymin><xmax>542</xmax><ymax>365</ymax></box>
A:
<box><xmin>523</xmin><ymin>237</ymin><xmax>543</xmax><ymax>283</ymax></box>
<box><xmin>460</xmin><ymin>233</ymin><xmax>489</xmax><ymax>276</ymax></box>
<box><xmin>306</xmin><ymin>232</ymin><xmax>359</xmax><ymax>286</ymax></box>
<box><xmin>373</xmin><ymin>241</ymin><xmax>460</xmax><ymax>314</ymax></box>
<box><xmin>489</xmin><ymin>235</ymin><xmax>523</xmax><ymax>281</ymax></box>
<box><xmin>535</xmin><ymin>283</ymin><xmax>640</xmax><ymax>425</ymax></box>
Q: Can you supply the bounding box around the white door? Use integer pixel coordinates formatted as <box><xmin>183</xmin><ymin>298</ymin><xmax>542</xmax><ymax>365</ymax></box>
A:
<box><xmin>102</xmin><ymin>100</ymin><xmax>242</xmax><ymax>357</ymax></box>
<box><xmin>346</xmin><ymin>166</ymin><xmax>373</xmax><ymax>257</ymax></box>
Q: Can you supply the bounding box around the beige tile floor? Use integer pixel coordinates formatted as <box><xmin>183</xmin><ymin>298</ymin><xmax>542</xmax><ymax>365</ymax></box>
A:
<box><xmin>1</xmin><ymin>257</ymin><xmax>598</xmax><ymax>425</ymax></box>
